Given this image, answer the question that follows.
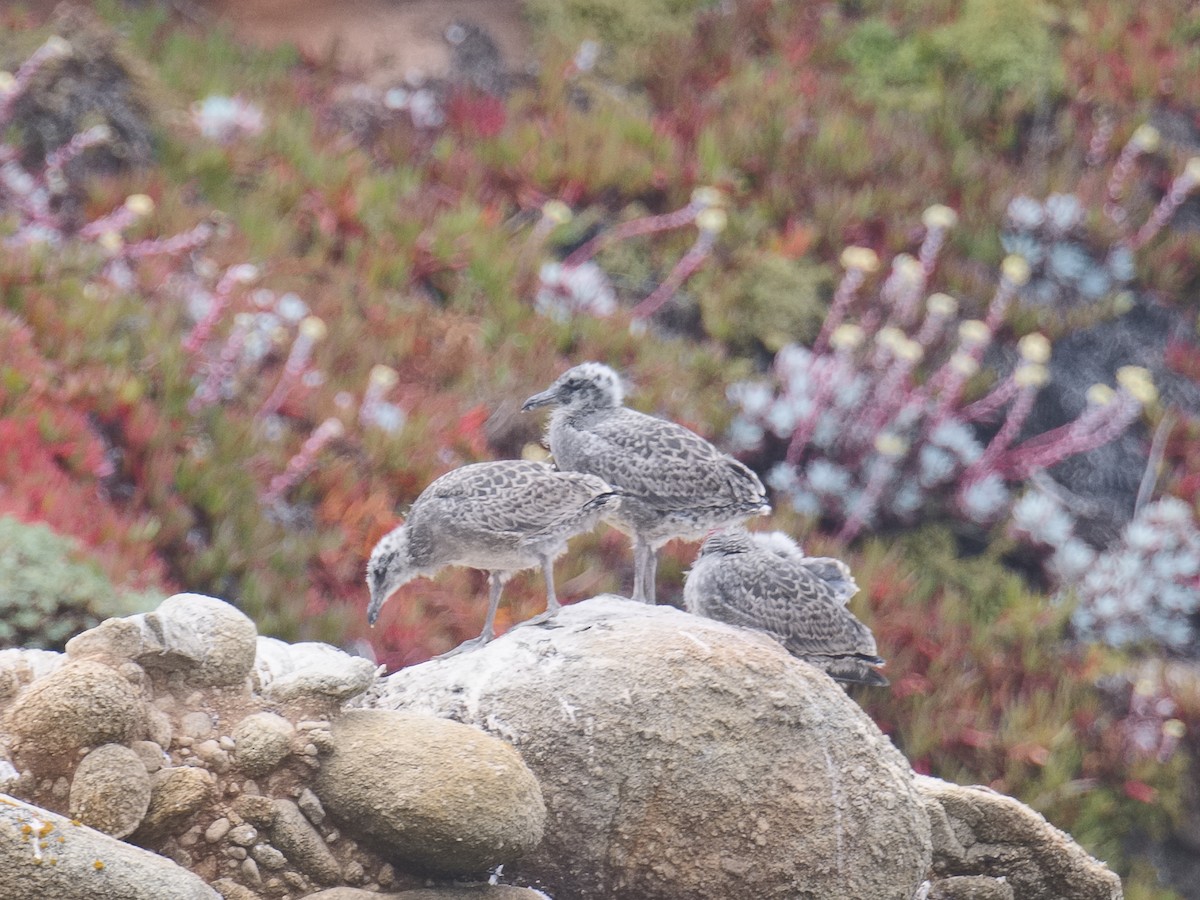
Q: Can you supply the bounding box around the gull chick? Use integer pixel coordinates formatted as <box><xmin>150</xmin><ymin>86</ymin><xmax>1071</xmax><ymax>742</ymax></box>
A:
<box><xmin>367</xmin><ymin>460</ymin><xmax>617</xmax><ymax>653</ymax></box>
<box><xmin>523</xmin><ymin>362</ymin><xmax>769</xmax><ymax>603</ymax></box>
<box><xmin>684</xmin><ymin>528</ymin><xmax>887</xmax><ymax>686</ymax></box>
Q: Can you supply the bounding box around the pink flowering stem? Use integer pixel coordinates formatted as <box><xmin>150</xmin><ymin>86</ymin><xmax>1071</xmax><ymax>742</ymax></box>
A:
<box><xmin>852</xmin><ymin>357</ymin><xmax>918</xmax><ymax>443</ymax></box>
<box><xmin>44</xmin><ymin>125</ymin><xmax>111</xmax><ymax>183</ymax></box>
<box><xmin>562</xmin><ymin>204</ymin><xmax>700</xmax><ymax>269</ymax></box>
<box><xmin>183</xmin><ymin>266</ymin><xmax>246</xmax><ymax>356</ymax></box>
<box><xmin>960</xmin><ymin>384</ymin><xmax>1038</xmax><ymax>488</ymax></box>
<box><xmin>123</xmin><ymin>221</ymin><xmax>215</xmax><ymax>261</ymax></box>
<box><xmin>1086</xmin><ymin>114</ymin><xmax>1114</xmax><ymax>168</ymax></box>
<box><xmin>813</xmin><ymin>269</ymin><xmax>867</xmax><ymax>354</ymax></box>
<box><xmin>1104</xmin><ymin>138</ymin><xmax>1147</xmax><ymax>225</ymax></box>
<box><xmin>995</xmin><ymin>394</ymin><xmax>1140</xmax><ymax>480</ymax></box>
<box><xmin>919</xmin><ymin>227</ymin><xmax>948</xmax><ymax>281</ymax></box>
<box><xmin>631</xmin><ymin>229</ymin><xmax>717</xmax><ymax>319</ymax></box>
<box><xmin>262</xmin><ymin>418</ymin><xmax>344</xmax><ymax>504</ymax></box>
<box><xmin>259</xmin><ymin>325</ymin><xmax>320</xmax><ymax>420</ymax></box>
<box><xmin>1129</xmin><ymin>168</ymin><xmax>1200</xmax><ymax>250</ymax></box>
<box><xmin>960</xmin><ymin>375</ymin><xmax>1021</xmax><ymax>423</ymax></box>
<box><xmin>189</xmin><ymin>318</ymin><xmax>249</xmax><ymax>414</ymax></box>
<box><xmin>0</xmin><ymin>38</ymin><xmax>69</xmax><ymax>123</ymax></box>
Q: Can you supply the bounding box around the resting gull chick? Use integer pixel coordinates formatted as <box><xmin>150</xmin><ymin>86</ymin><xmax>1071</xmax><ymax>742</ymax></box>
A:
<box><xmin>684</xmin><ymin>528</ymin><xmax>887</xmax><ymax>686</ymax></box>
<box><xmin>367</xmin><ymin>460</ymin><xmax>617</xmax><ymax>654</ymax></box>
<box><xmin>523</xmin><ymin>362</ymin><xmax>770</xmax><ymax>603</ymax></box>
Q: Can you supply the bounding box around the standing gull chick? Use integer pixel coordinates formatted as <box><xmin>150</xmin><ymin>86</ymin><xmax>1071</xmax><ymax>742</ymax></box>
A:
<box><xmin>522</xmin><ymin>362</ymin><xmax>770</xmax><ymax>603</ymax></box>
<box><xmin>684</xmin><ymin>528</ymin><xmax>887</xmax><ymax>686</ymax></box>
<box><xmin>367</xmin><ymin>460</ymin><xmax>617</xmax><ymax>653</ymax></box>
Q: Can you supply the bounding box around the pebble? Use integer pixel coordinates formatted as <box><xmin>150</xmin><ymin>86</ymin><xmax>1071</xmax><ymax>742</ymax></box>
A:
<box><xmin>205</xmin><ymin>817</ymin><xmax>232</xmax><ymax>843</ymax></box>
<box><xmin>251</xmin><ymin>842</ymin><xmax>287</xmax><ymax>869</ymax></box>
<box><xmin>241</xmin><ymin>857</ymin><xmax>261</xmax><ymax>884</ymax></box>
<box><xmin>297</xmin><ymin>788</ymin><xmax>325</xmax><ymax>825</ymax></box>
<box><xmin>228</xmin><ymin>823</ymin><xmax>258</xmax><ymax>846</ymax></box>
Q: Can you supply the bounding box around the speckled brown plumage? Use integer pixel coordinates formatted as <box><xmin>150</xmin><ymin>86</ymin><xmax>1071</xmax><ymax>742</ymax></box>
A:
<box><xmin>684</xmin><ymin>528</ymin><xmax>887</xmax><ymax>686</ymax></box>
<box><xmin>523</xmin><ymin>362</ymin><xmax>769</xmax><ymax>603</ymax></box>
<box><xmin>367</xmin><ymin>460</ymin><xmax>616</xmax><ymax>652</ymax></box>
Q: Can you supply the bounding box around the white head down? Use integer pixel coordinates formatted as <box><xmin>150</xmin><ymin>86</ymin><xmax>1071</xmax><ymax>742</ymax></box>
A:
<box><xmin>366</xmin><ymin>526</ymin><xmax>417</xmax><ymax>626</ymax></box>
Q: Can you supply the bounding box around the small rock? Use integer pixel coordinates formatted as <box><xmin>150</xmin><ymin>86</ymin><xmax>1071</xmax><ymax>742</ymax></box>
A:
<box><xmin>268</xmin><ymin>798</ymin><xmax>341</xmax><ymax>885</ymax></box>
<box><xmin>225</xmin><ymin>846</ymin><xmax>248</xmax><ymax>860</ymax></box>
<box><xmin>194</xmin><ymin>740</ymin><xmax>230</xmax><ymax>772</ymax></box>
<box><xmin>377</xmin><ymin>862</ymin><xmax>395</xmax><ymax>886</ymax></box>
<box><xmin>315</xmin><ymin>709</ymin><xmax>545</xmax><ymax>877</ymax></box>
<box><xmin>282</xmin><ymin>870</ymin><xmax>308</xmax><ymax>890</ymax></box>
<box><xmin>253</xmin><ymin>638</ymin><xmax>377</xmax><ymax>703</ymax></box>
<box><xmin>210</xmin><ymin>877</ymin><xmax>260</xmax><ymax>900</ymax></box>
<box><xmin>140</xmin><ymin>766</ymin><xmax>216</xmax><ymax>833</ymax></box>
<box><xmin>341</xmin><ymin>859</ymin><xmax>364</xmax><ymax>884</ymax></box>
<box><xmin>232</xmin><ymin>793</ymin><xmax>277</xmax><ymax>827</ymax></box>
<box><xmin>297</xmin><ymin>787</ymin><xmax>326</xmax><ymax>825</ymax></box>
<box><xmin>69</xmin><ymin>744</ymin><xmax>151</xmax><ymax>838</ymax></box>
<box><xmin>249</xmin><ymin>842</ymin><xmax>287</xmax><ymax>869</ymax></box>
<box><xmin>0</xmin><ymin>793</ymin><xmax>219</xmax><ymax>899</ymax></box>
<box><xmin>241</xmin><ymin>856</ymin><xmax>261</xmax><ymax>884</ymax></box>
<box><xmin>219</xmin><ymin>736</ymin><xmax>236</xmax><ymax>751</ymax></box>
<box><xmin>228</xmin><ymin>823</ymin><xmax>259</xmax><ymax>846</ymax></box>
<box><xmin>206</xmin><ymin>817</ymin><xmax>232</xmax><ymax>843</ymax></box>
<box><xmin>131</xmin><ymin>740</ymin><xmax>168</xmax><ymax>773</ymax></box>
<box><xmin>929</xmin><ymin>875</ymin><xmax>1015</xmax><ymax>900</ymax></box>
<box><xmin>6</xmin><ymin>660</ymin><xmax>146</xmax><ymax>761</ymax></box>
<box><xmin>231</xmin><ymin>713</ymin><xmax>294</xmax><ymax>776</ymax></box>
<box><xmin>146</xmin><ymin>707</ymin><xmax>173</xmax><ymax>749</ymax></box>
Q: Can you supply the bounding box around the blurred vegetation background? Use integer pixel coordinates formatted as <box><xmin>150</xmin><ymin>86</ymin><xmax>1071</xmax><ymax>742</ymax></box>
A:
<box><xmin>2</xmin><ymin>0</ymin><xmax>1200</xmax><ymax>895</ymax></box>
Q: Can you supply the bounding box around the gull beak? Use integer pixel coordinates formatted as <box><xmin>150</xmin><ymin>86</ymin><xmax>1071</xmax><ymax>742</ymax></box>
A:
<box><xmin>521</xmin><ymin>387</ymin><xmax>559</xmax><ymax>411</ymax></box>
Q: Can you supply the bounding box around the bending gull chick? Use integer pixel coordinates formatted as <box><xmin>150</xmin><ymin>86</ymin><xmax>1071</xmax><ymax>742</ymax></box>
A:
<box><xmin>684</xmin><ymin>528</ymin><xmax>887</xmax><ymax>686</ymax></box>
<box><xmin>367</xmin><ymin>459</ymin><xmax>617</xmax><ymax>654</ymax></box>
<box><xmin>523</xmin><ymin>362</ymin><xmax>769</xmax><ymax>603</ymax></box>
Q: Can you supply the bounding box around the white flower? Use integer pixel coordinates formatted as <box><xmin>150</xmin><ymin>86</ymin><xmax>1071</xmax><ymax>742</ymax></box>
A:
<box><xmin>806</xmin><ymin>459</ymin><xmax>852</xmax><ymax>496</ymax></box>
<box><xmin>192</xmin><ymin>95</ymin><xmax>265</xmax><ymax>143</ymax></box>
<box><xmin>535</xmin><ymin>261</ymin><xmax>616</xmax><ymax>320</ymax></box>
<box><xmin>959</xmin><ymin>475</ymin><xmax>1009</xmax><ymax>523</ymax></box>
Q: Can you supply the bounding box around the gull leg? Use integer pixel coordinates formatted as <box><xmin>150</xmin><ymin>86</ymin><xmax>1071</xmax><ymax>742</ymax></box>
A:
<box><xmin>631</xmin><ymin>535</ymin><xmax>656</xmax><ymax>604</ymax></box>
<box><xmin>642</xmin><ymin>543</ymin><xmax>658</xmax><ymax>605</ymax></box>
<box><xmin>438</xmin><ymin>571</ymin><xmax>504</xmax><ymax>658</ymax></box>
<box><xmin>521</xmin><ymin>556</ymin><xmax>561</xmax><ymax>629</ymax></box>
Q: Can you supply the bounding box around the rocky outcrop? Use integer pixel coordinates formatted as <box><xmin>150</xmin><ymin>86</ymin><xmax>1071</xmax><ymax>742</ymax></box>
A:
<box><xmin>918</xmin><ymin>776</ymin><xmax>1123</xmax><ymax>900</ymax></box>
<box><xmin>0</xmin><ymin>590</ymin><xmax>1124</xmax><ymax>900</ymax></box>
<box><xmin>366</xmin><ymin>595</ymin><xmax>933</xmax><ymax>899</ymax></box>
<box><xmin>0</xmin><ymin>593</ymin><xmax>557</xmax><ymax>898</ymax></box>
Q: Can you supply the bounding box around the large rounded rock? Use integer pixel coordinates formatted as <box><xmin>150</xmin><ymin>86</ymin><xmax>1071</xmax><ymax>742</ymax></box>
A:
<box><xmin>367</xmin><ymin>596</ymin><xmax>932</xmax><ymax>900</ymax></box>
<box><xmin>315</xmin><ymin>709</ymin><xmax>545</xmax><ymax>876</ymax></box>
<box><xmin>0</xmin><ymin>793</ymin><xmax>219</xmax><ymax>900</ymax></box>
<box><xmin>69</xmin><ymin>744</ymin><xmax>151</xmax><ymax>838</ymax></box>
<box><xmin>5</xmin><ymin>660</ymin><xmax>145</xmax><ymax>758</ymax></box>
<box><xmin>67</xmin><ymin>593</ymin><xmax>257</xmax><ymax>687</ymax></box>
